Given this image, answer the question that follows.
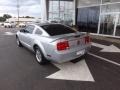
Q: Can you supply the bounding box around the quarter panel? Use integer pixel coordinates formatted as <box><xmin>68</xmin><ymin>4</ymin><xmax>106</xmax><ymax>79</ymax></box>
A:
<box><xmin>33</xmin><ymin>35</ymin><xmax>55</xmax><ymax>59</ymax></box>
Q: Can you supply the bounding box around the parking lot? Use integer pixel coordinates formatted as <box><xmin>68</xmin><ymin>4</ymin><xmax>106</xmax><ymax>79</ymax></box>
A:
<box><xmin>0</xmin><ymin>27</ymin><xmax>120</xmax><ymax>90</ymax></box>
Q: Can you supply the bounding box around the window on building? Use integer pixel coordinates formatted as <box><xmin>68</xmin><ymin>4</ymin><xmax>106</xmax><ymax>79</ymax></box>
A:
<box><xmin>48</xmin><ymin>0</ymin><xmax>74</xmax><ymax>26</ymax></box>
<box><xmin>99</xmin><ymin>14</ymin><xmax>115</xmax><ymax>35</ymax></box>
<box><xmin>101</xmin><ymin>3</ymin><xmax>120</xmax><ymax>14</ymax></box>
<box><xmin>102</xmin><ymin>0</ymin><xmax>120</xmax><ymax>4</ymax></box>
<box><xmin>77</xmin><ymin>6</ymin><xmax>100</xmax><ymax>33</ymax></box>
<box><xmin>77</xmin><ymin>0</ymin><xmax>101</xmax><ymax>7</ymax></box>
<box><xmin>116</xmin><ymin>15</ymin><xmax>120</xmax><ymax>36</ymax></box>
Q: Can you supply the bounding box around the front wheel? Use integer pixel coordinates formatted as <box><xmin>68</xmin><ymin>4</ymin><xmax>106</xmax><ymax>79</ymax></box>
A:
<box><xmin>35</xmin><ymin>47</ymin><xmax>47</xmax><ymax>65</ymax></box>
<box><xmin>16</xmin><ymin>37</ymin><xmax>23</xmax><ymax>47</ymax></box>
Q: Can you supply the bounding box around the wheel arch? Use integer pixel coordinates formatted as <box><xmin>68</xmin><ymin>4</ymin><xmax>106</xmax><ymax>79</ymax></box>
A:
<box><xmin>33</xmin><ymin>44</ymin><xmax>47</xmax><ymax>57</ymax></box>
<box><xmin>16</xmin><ymin>35</ymin><xmax>18</xmax><ymax>38</ymax></box>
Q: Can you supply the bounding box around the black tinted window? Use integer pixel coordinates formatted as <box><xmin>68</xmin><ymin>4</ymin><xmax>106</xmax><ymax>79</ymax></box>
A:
<box><xmin>41</xmin><ymin>24</ymin><xmax>75</xmax><ymax>36</ymax></box>
<box><xmin>25</xmin><ymin>25</ymin><xmax>35</xmax><ymax>34</ymax></box>
<box><xmin>35</xmin><ymin>28</ymin><xmax>42</xmax><ymax>35</ymax></box>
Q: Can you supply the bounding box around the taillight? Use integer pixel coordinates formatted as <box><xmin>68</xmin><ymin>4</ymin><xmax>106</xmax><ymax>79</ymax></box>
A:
<box><xmin>57</xmin><ymin>41</ymin><xmax>69</xmax><ymax>51</ymax></box>
<box><xmin>85</xmin><ymin>36</ymin><xmax>91</xmax><ymax>44</ymax></box>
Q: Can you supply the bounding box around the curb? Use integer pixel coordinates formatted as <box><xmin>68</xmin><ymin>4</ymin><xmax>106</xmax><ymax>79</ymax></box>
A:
<box><xmin>91</xmin><ymin>35</ymin><xmax>120</xmax><ymax>44</ymax></box>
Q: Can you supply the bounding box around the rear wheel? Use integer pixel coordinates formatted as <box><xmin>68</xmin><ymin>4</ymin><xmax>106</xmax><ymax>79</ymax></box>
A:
<box><xmin>16</xmin><ymin>37</ymin><xmax>23</xmax><ymax>47</ymax></box>
<box><xmin>83</xmin><ymin>53</ymin><xmax>88</xmax><ymax>59</ymax></box>
<box><xmin>35</xmin><ymin>46</ymin><xmax>47</xmax><ymax>65</ymax></box>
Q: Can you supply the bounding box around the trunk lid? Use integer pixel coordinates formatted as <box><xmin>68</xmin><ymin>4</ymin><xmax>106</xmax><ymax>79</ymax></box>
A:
<box><xmin>50</xmin><ymin>32</ymin><xmax>88</xmax><ymax>49</ymax></box>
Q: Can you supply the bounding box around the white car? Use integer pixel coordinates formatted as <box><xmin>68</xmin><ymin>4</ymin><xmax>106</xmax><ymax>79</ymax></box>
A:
<box><xmin>4</xmin><ymin>22</ymin><xmax>12</xmax><ymax>28</ymax></box>
<box><xmin>19</xmin><ymin>23</ymin><xmax>26</xmax><ymax>28</ymax></box>
<box><xmin>10</xmin><ymin>22</ymin><xmax>16</xmax><ymax>28</ymax></box>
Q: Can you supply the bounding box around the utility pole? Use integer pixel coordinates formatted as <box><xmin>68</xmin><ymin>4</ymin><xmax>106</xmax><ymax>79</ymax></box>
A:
<box><xmin>58</xmin><ymin>0</ymin><xmax>60</xmax><ymax>20</ymax></box>
<box><xmin>17</xmin><ymin>0</ymin><xmax>19</xmax><ymax>25</ymax></box>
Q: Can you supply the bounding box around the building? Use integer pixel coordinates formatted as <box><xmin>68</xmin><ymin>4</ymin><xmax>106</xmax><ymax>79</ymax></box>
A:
<box><xmin>6</xmin><ymin>17</ymin><xmax>41</xmax><ymax>24</ymax></box>
<box><xmin>41</xmin><ymin>0</ymin><xmax>120</xmax><ymax>38</ymax></box>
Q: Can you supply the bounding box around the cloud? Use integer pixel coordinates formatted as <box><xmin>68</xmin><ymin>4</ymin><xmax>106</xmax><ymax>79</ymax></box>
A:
<box><xmin>0</xmin><ymin>0</ymin><xmax>41</xmax><ymax>17</ymax></box>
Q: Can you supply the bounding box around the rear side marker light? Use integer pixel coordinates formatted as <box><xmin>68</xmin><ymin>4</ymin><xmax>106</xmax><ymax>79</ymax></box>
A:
<box><xmin>85</xmin><ymin>36</ymin><xmax>91</xmax><ymax>44</ymax></box>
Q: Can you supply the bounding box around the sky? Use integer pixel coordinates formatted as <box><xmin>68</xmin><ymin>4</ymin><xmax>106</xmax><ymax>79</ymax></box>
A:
<box><xmin>0</xmin><ymin>0</ymin><xmax>41</xmax><ymax>18</ymax></box>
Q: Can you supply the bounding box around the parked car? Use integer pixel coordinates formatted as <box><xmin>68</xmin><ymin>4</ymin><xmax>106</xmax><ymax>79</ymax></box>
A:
<box><xmin>4</xmin><ymin>22</ymin><xmax>12</xmax><ymax>28</ymax></box>
<box><xmin>1</xmin><ymin>23</ymin><xmax>4</xmax><ymax>26</ymax></box>
<box><xmin>0</xmin><ymin>22</ymin><xmax>4</xmax><ymax>26</ymax></box>
<box><xmin>16</xmin><ymin>23</ymin><xmax>91</xmax><ymax>64</ymax></box>
<box><xmin>19</xmin><ymin>23</ymin><xmax>26</xmax><ymax>28</ymax></box>
<box><xmin>10</xmin><ymin>22</ymin><xmax>16</xmax><ymax>28</ymax></box>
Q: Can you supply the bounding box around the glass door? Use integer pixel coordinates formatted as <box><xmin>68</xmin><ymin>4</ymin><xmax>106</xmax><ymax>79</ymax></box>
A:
<box><xmin>99</xmin><ymin>14</ymin><xmax>116</xmax><ymax>35</ymax></box>
<box><xmin>115</xmin><ymin>14</ymin><xmax>120</xmax><ymax>36</ymax></box>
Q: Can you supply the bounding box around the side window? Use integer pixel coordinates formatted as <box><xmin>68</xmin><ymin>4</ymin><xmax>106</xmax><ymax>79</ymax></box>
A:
<box><xmin>25</xmin><ymin>25</ymin><xmax>35</xmax><ymax>34</ymax></box>
<box><xmin>35</xmin><ymin>28</ymin><xmax>42</xmax><ymax>35</ymax></box>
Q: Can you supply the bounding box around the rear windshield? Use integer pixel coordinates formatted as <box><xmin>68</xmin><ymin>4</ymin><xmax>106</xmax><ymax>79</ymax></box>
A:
<box><xmin>41</xmin><ymin>24</ymin><xmax>76</xmax><ymax>36</ymax></box>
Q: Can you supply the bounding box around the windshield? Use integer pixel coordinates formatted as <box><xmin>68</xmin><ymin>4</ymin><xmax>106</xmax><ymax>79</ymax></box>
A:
<box><xmin>41</xmin><ymin>24</ymin><xmax>76</xmax><ymax>36</ymax></box>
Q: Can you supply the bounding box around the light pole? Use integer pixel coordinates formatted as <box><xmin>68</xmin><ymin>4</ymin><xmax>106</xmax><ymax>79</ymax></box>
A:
<box><xmin>17</xmin><ymin>0</ymin><xmax>20</xmax><ymax>25</ymax></box>
<box><xmin>58</xmin><ymin>0</ymin><xmax>60</xmax><ymax>19</ymax></box>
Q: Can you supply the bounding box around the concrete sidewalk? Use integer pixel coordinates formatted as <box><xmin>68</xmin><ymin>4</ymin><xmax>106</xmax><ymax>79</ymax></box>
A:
<box><xmin>91</xmin><ymin>35</ymin><xmax>120</xmax><ymax>44</ymax></box>
<box><xmin>72</xmin><ymin>27</ymin><xmax>120</xmax><ymax>44</ymax></box>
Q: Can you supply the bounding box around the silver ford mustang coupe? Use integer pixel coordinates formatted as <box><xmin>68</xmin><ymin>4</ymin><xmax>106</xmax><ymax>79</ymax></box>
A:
<box><xmin>16</xmin><ymin>23</ymin><xmax>91</xmax><ymax>64</ymax></box>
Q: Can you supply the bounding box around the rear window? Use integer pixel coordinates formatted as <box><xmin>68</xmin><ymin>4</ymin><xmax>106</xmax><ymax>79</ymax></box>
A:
<box><xmin>41</xmin><ymin>24</ymin><xmax>76</xmax><ymax>36</ymax></box>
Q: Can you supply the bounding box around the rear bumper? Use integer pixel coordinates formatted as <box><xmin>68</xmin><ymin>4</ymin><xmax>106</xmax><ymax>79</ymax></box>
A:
<box><xmin>47</xmin><ymin>45</ymin><xmax>91</xmax><ymax>63</ymax></box>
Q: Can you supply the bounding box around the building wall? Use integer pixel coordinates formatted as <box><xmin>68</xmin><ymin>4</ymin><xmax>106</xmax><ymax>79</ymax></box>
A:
<box><xmin>40</xmin><ymin>0</ymin><xmax>47</xmax><ymax>22</ymax></box>
<box><xmin>46</xmin><ymin>0</ymin><xmax>120</xmax><ymax>37</ymax></box>
<box><xmin>77</xmin><ymin>6</ymin><xmax>100</xmax><ymax>33</ymax></box>
<box><xmin>76</xmin><ymin>0</ymin><xmax>120</xmax><ymax>37</ymax></box>
<box><xmin>48</xmin><ymin>0</ymin><xmax>75</xmax><ymax>26</ymax></box>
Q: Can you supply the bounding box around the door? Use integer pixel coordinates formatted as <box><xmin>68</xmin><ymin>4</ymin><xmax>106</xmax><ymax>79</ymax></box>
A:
<box><xmin>18</xmin><ymin>29</ymin><xmax>27</xmax><ymax>44</ymax></box>
<box><xmin>99</xmin><ymin>14</ymin><xmax>116</xmax><ymax>35</ymax></box>
<box><xmin>24</xmin><ymin>25</ymin><xmax>35</xmax><ymax>47</ymax></box>
<box><xmin>19</xmin><ymin>25</ymin><xmax>35</xmax><ymax>48</ymax></box>
<box><xmin>115</xmin><ymin>14</ymin><xmax>120</xmax><ymax>36</ymax></box>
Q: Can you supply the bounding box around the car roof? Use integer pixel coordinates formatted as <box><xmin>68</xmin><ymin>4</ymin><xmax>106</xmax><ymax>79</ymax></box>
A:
<box><xmin>38</xmin><ymin>23</ymin><xmax>63</xmax><ymax>27</ymax></box>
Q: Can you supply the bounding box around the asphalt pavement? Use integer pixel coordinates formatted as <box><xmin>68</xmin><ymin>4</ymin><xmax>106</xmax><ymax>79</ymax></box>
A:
<box><xmin>0</xmin><ymin>27</ymin><xmax>120</xmax><ymax>90</ymax></box>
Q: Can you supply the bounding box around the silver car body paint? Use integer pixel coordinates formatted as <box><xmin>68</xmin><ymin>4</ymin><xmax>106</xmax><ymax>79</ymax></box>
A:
<box><xmin>16</xmin><ymin>23</ymin><xmax>91</xmax><ymax>63</ymax></box>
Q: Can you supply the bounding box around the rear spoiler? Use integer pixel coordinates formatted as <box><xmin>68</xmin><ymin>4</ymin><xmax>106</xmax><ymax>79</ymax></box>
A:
<box><xmin>50</xmin><ymin>32</ymin><xmax>87</xmax><ymax>43</ymax></box>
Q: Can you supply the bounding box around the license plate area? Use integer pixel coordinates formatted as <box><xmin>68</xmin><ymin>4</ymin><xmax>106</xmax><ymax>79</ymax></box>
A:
<box><xmin>76</xmin><ymin>49</ymin><xmax>85</xmax><ymax>55</ymax></box>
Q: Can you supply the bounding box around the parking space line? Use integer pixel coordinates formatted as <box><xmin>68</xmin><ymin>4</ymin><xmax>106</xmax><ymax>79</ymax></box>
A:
<box><xmin>47</xmin><ymin>60</ymin><xmax>94</xmax><ymax>81</ymax></box>
<box><xmin>4</xmin><ymin>32</ymin><xmax>15</xmax><ymax>35</ymax></box>
<box><xmin>88</xmin><ymin>52</ymin><xmax>120</xmax><ymax>67</ymax></box>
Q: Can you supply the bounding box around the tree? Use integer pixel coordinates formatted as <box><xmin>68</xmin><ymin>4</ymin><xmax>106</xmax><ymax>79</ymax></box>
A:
<box><xmin>3</xmin><ymin>14</ymin><xmax>12</xmax><ymax>19</ymax></box>
<box><xmin>0</xmin><ymin>17</ymin><xmax>6</xmax><ymax>22</ymax></box>
<box><xmin>25</xmin><ymin>16</ymin><xmax>34</xmax><ymax>18</ymax></box>
<box><xmin>25</xmin><ymin>16</ymin><xmax>31</xmax><ymax>18</ymax></box>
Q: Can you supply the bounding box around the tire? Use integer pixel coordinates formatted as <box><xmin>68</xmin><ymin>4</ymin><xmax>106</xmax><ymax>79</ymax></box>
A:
<box><xmin>16</xmin><ymin>37</ymin><xmax>23</xmax><ymax>47</ymax></box>
<box><xmin>35</xmin><ymin>46</ymin><xmax>47</xmax><ymax>65</ymax></box>
<box><xmin>82</xmin><ymin>53</ymin><xmax>88</xmax><ymax>59</ymax></box>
